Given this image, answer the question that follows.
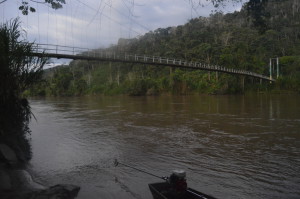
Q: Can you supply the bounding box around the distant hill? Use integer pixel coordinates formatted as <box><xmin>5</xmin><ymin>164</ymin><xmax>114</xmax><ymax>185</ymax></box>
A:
<box><xmin>28</xmin><ymin>0</ymin><xmax>300</xmax><ymax>96</ymax></box>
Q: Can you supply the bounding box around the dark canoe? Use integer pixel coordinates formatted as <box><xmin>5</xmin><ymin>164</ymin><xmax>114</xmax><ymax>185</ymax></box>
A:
<box><xmin>149</xmin><ymin>182</ymin><xmax>217</xmax><ymax>199</ymax></box>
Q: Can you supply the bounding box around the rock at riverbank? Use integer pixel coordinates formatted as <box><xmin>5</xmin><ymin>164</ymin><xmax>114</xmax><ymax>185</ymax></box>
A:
<box><xmin>0</xmin><ymin>184</ymin><xmax>80</xmax><ymax>199</ymax></box>
<box><xmin>9</xmin><ymin>169</ymin><xmax>45</xmax><ymax>191</ymax></box>
<box><xmin>0</xmin><ymin>169</ymin><xmax>11</xmax><ymax>190</ymax></box>
<box><xmin>0</xmin><ymin>144</ymin><xmax>80</xmax><ymax>199</ymax></box>
<box><xmin>28</xmin><ymin>184</ymin><xmax>81</xmax><ymax>199</ymax></box>
<box><xmin>0</xmin><ymin>144</ymin><xmax>18</xmax><ymax>166</ymax></box>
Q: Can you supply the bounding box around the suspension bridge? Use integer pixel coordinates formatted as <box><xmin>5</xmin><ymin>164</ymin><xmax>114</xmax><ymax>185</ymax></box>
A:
<box><xmin>1</xmin><ymin>0</ymin><xmax>278</xmax><ymax>82</ymax></box>
<box><xmin>31</xmin><ymin>43</ymin><xmax>275</xmax><ymax>82</ymax></box>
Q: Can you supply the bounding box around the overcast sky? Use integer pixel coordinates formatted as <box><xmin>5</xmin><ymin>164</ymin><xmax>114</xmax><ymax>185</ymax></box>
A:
<box><xmin>1</xmin><ymin>0</ymin><xmax>246</xmax><ymax>47</ymax></box>
<box><xmin>1</xmin><ymin>0</ymin><xmax>244</xmax><ymax>65</ymax></box>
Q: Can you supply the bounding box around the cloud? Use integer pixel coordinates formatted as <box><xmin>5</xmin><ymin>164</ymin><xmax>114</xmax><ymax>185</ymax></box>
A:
<box><xmin>1</xmin><ymin>0</ymin><xmax>244</xmax><ymax>50</ymax></box>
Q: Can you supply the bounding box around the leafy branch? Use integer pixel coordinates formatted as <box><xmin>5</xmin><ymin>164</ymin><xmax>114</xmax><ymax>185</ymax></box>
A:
<box><xmin>0</xmin><ymin>0</ymin><xmax>66</xmax><ymax>15</ymax></box>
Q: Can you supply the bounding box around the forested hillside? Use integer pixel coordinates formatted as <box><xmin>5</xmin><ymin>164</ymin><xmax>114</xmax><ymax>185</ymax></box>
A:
<box><xmin>28</xmin><ymin>0</ymin><xmax>300</xmax><ymax>96</ymax></box>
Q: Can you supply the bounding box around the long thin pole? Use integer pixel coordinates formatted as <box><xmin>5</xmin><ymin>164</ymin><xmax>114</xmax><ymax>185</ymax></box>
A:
<box><xmin>269</xmin><ymin>58</ymin><xmax>272</xmax><ymax>81</ymax></box>
<box><xmin>114</xmin><ymin>159</ymin><xmax>167</xmax><ymax>180</ymax></box>
<box><xmin>187</xmin><ymin>189</ymin><xmax>206</xmax><ymax>198</ymax></box>
<box><xmin>277</xmin><ymin>57</ymin><xmax>279</xmax><ymax>78</ymax></box>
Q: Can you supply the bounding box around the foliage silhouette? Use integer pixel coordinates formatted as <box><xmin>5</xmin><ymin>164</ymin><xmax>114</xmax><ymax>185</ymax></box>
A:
<box><xmin>0</xmin><ymin>18</ymin><xmax>47</xmax><ymax>161</ymax></box>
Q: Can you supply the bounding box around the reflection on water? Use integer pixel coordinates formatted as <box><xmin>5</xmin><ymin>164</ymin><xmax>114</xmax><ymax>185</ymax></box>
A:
<box><xmin>29</xmin><ymin>95</ymin><xmax>300</xmax><ymax>199</ymax></box>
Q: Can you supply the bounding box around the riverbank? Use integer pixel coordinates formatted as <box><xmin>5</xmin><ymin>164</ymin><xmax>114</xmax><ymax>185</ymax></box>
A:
<box><xmin>0</xmin><ymin>143</ymin><xmax>80</xmax><ymax>199</ymax></box>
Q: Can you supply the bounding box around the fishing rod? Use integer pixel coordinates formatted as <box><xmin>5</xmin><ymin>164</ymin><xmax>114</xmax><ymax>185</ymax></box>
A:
<box><xmin>114</xmin><ymin>159</ymin><xmax>168</xmax><ymax>181</ymax></box>
<box><xmin>114</xmin><ymin>159</ymin><xmax>214</xmax><ymax>198</ymax></box>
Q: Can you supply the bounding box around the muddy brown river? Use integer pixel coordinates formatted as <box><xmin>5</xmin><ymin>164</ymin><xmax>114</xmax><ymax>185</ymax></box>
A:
<box><xmin>28</xmin><ymin>95</ymin><xmax>300</xmax><ymax>199</ymax></box>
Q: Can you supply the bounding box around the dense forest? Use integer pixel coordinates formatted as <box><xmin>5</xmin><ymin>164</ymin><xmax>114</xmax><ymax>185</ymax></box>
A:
<box><xmin>28</xmin><ymin>0</ymin><xmax>300</xmax><ymax>96</ymax></box>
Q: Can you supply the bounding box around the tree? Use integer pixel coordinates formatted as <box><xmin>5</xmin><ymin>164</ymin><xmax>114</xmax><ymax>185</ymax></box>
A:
<box><xmin>0</xmin><ymin>18</ymin><xmax>47</xmax><ymax>160</ymax></box>
<box><xmin>190</xmin><ymin>0</ymin><xmax>299</xmax><ymax>32</ymax></box>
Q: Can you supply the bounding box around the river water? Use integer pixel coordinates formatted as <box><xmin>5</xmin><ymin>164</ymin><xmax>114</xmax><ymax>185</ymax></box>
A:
<box><xmin>28</xmin><ymin>95</ymin><xmax>300</xmax><ymax>199</ymax></box>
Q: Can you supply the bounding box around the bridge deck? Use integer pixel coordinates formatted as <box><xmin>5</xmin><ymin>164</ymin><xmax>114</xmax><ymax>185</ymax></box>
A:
<box><xmin>30</xmin><ymin>44</ymin><xmax>274</xmax><ymax>82</ymax></box>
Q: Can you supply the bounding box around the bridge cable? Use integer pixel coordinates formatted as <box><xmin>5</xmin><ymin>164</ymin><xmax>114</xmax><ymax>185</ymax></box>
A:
<box><xmin>109</xmin><ymin>0</ymin><xmax>112</xmax><ymax>45</ymax></box>
<box><xmin>116</xmin><ymin>0</ymin><xmax>151</xmax><ymax>32</ymax></box>
<box><xmin>47</xmin><ymin>5</ymin><xmax>49</xmax><ymax>45</ymax></box>
<box><xmin>120</xmin><ymin>0</ymin><xmax>135</xmax><ymax>16</ymax></box>
<box><xmin>80</xmin><ymin>2</ymin><xmax>85</xmax><ymax>48</ymax></box>
<box><xmin>26</xmin><ymin>7</ymin><xmax>29</xmax><ymax>38</ymax></box>
<box><xmin>37</xmin><ymin>2</ymin><xmax>40</xmax><ymax>43</ymax></box>
<box><xmin>1</xmin><ymin>1</ymin><xmax>4</xmax><ymax>24</ymax></box>
<box><xmin>64</xmin><ymin>1</ymin><xmax>67</xmax><ymax>46</ymax></box>
<box><xmin>74</xmin><ymin>0</ymin><xmax>142</xmax><ymax>36</ymax></box>
<box><xmin>87</xmin><ymin>0</ymin><xmax>104</xmax><ymax>26</ymax></box>
<box><xmin>55</xmin><ymin>7</ymin><xmax>58</xmax><ymax>45</ymax></box>
<box><xmin>73</xmin><ymin>0</ymin><xmax>81</xmax><ymax>47</ymax></box>
<box><xmin>84</xmin><ymin>5</ymin><xmax>89</xmax><ymax>48</ymax></box>
<box><xmin>120</xmin><ymin>0</ymin><xmax>151</xmax><ymax>32</ymax></box>
<box><xmin>186</xmin><ymin>0</ymin><xmax>200</xmax><ymax>19</ymax></box>
<box><xmin>70</xmin><ymin>1</ymin><xmax>74</xmax><ymax>48</ymax></box>
<box><xmin>128</xmin><ymin>0</ymin><xmax>134</xmax><ymax>38</ymax></box>
<box><xmin>88</xmin><ymin>0</ymin><xmax>106</xmax><ymax>47</ymax></box>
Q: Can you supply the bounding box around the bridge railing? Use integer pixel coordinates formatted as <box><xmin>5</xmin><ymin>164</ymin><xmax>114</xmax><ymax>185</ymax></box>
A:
<box><xmin>32</xmin><ymin>43</ymin><xmax>90</xmax><ymax>55</ymax></box>
<box><xmin>30</xmin><ymin>43</ymin><xmax>272</xmax><ymax>81</ymax></box>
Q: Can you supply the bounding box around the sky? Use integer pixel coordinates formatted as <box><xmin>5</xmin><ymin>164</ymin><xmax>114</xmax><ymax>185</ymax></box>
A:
<box><xmin>1</xmin><ymin>0</ymin><xmax>244</xmax><ymax>65</ymax></box>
